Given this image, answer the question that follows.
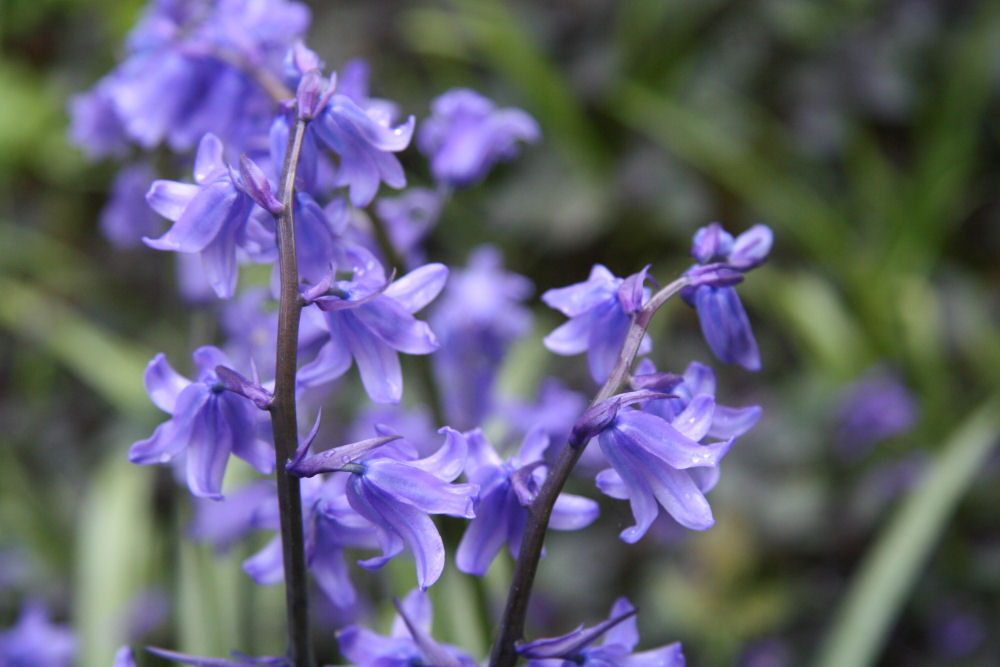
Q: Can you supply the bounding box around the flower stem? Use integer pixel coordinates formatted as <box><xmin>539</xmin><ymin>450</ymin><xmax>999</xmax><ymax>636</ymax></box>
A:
<box><xmin>488</xmin><ymin>275</ymin><xmax>689</xmax><ymax>667</ymax></box>
<box><xmin>268</xmin><ymin>115</ymin><xmax>316</xmax><ymax>667</ymax></box>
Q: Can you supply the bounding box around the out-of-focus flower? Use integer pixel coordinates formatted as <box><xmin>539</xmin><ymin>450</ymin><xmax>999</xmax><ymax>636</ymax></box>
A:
<box><xmin>338</xmin><ymin>589</ymin><xmax>477</xmax><ymax>667</ymax></box>
<box><xmin>543</xmin><ymin>265</ymin><xmax>651</xmax><ymax>384</ymax></box>
<box><xmin>517</xmin><ymin>597</ymin><xmax>684</xmax><ymax>667</ymax></box>
<box><xmin>431</xmin><ymin>245</ymin><xmax>533</xmax><ymax>428</ymax></box>
<box><xmin>129</xmin><ymin>346</ymin><xmax>273</xmax><ymax>499</ymax></box>
<box><xmin>835</xmin><ymin>367</ymin><xmax>918</xmax><ymax>459</ymax></box>
<box><xmin>99</xmin><ymin>163</ymin><xmax>162</xmax><ymax>247</ymax></box>
<box><xmin>418</xmin><ymin>88</ymin><xmax>540</xmax><ymax>187</ymax></box>
<box><xmin>456</xmin><ymin>428</ymin><xmax>599</xmax><ymax>575</ymax></box>
<box><xmin>374</xmin><ymin>188</ymin><xmax>443</xmax><ymax>268</ymax></box>
<box><xmin>113</xmin><ymin>646</ymin><xmax>138</xmax><ymax>667</ymax></box>
<box><xmin>682</xmin><ymin>223</ymin><xmax>773</xmax><ymax>371</ymax></box>
<box><xmin>0</xmin><ymin>599</ymin><xmax>76</xmax><ymax>667</ymax></box>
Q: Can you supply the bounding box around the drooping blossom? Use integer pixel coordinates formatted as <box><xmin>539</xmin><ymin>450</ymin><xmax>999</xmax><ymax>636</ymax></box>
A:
<box><xmin>517</xmin><ymin>597</ymin><xmax>685</xmax><ymax>667</ymax></box>
<box><xmin>298</xmin><ymin>255</ymin><xmax>447</xmax><ymax>404</ymax></box>
<box><xmin>338</xmin><ymin>589</ymin><xmax>477</xmax><ymax>667</ymax></box>
<box><xmin>542</xmin><ymin>265</ymin><xmax>651</xmax><ymax>384</ymax></box>
<box><xmin>456</xmin><ymin>427</ymin><xmax>599</xmax><ymax>576</ymax></box>
<box><xmin>0</xmin><ymin>599</ymin><xmax>76</xmax><ymax>667</ymax></box>
<box><xmin>418</xmin><ymin>88</ymin><xmax>540</xmax><ymax>187</ymax></box>
<box><xmin>287</xmin><ymin>427</ymin><xmax>477</xmax><ymax>590</ymax></box>
<box><xmin>681</xmin><ymin>223</ymin><xmax>773</xmax><ymax>371</ymax></box>
<box><xmin>431</xmin><ymin>245</ymin><xmax>533</xmax><ymax>428</ymax></box>
<box><xmin>129</xmin><ymin>346</ymin><xmax>273</xmax><ymax>499</ymax></box>
<box><xmin>587</xmin><ymin>373</ymin><xmax>755</xmax><ymax>540</ymax></box>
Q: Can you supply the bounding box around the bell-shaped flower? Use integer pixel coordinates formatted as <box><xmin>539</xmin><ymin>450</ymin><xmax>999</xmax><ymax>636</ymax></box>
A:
<box><xmin>542</xmin><ymin>264</ymin><xmax>651</xmax><ymax>384</ymax></box>
<box><xmin>129</xmin><ymin>346</ymin><xmax>274</xmax><ymax>499</ymax></box>
<box><xmin>418</xmin><ymin>88</ymin><xmax>540</xmax><ymax>187</ymax></box>
<box><xmin>517</xmin><ymin>597</ymin><xmax>685</xmax><ymax>667</ymax></box>
<box><xmin>591</xmin><ymin>386</ymin><xmax>738</xmax><ymax>540</ymax></box>
<box><xmin>682</xmin><ymin>223</ymin><xmax>773</xmax><ymax>371</ymax></box>
<box><xmin>0</xmin><ymin>599</ymin><xmax>76</xmax><ymax>667</ymax></box>
<box><xmin>431</xmin><ymin>245</ymin><xmax>534</xmax><ymax>428</ymax></box>
<box><xmin>456</xmin><ymin>427</ymin><xmax>599</xmax><ymax>576</ymax></box>
<box><xmin>143</xmin><ymin>133</ymin><xmax>259</xmax><ymax>298</ymax></box>
<box><xmin>338</xmin><ymin>589</ymin><xmax>477</xmax><ymax>667</ymax></box>
<box><xmin>287</xmin><ymin>427</ymin><xmax>477</xmax><ymax>590</ymax></box>
<box><xmin>299</xmin><ymin>256</ymin><xmax>447</xmax><ymax>404</ymax></box>
<box><xmin>311</xmin><ymin>93</ymin><xmax>415</xmax><ymax>207</ymax></box>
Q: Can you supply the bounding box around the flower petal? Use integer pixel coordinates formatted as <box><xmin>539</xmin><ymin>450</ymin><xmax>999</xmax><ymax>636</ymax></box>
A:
<box><xmin>456</xmin><ymin>481</ymin><xmax>511</xmax><ymax>576</ymax></box>
<box><xmin>694</xmin><ymin>286</ymin><xmax>761</xmax><ymax>371</ymax></box>
<box><xmin>549</xmin><ymin>493</ymin><xmax>600</xmax><ymax>531</ymax></box>
<box><xmin>383</xmin><ymin>263</ymin><xmax>449</xmax><ymax>313</ymax></box>
<box><xmin>615</xmin><ymin>410</ymin><xmax>731</xmax><ymax>470</ymax></box>
<box><xmin>354</xmin><ymin>296</ymin><xmax>439</xmax><ymax>355</ymax></box>
<box><xmin>144</xmin><ymin>353</ymin><xmax>191</xmax><ymax>414</ymax></box>
<box><xmin>343</xmin><ymin>312</ymin><xmax>403</xmax><ymax>404</ymax></box>
<box><xmin>185</xmin><ymin>395</ymin><xmax>233</xmax><ymax>499</ymax></box>
<box><xmin>363</xmin><ymin>459</ymin><xmax>476</xmax><ymax>518</ymax></box>
<box><xmin>709</xmin><ymin>404</ymin><xmax>761</xmax><ymax>441</ymax></box>
<box><xmin>145</xmin><ymin>181</ymin><xmax>199</xmax><ymax>221</ymax></box>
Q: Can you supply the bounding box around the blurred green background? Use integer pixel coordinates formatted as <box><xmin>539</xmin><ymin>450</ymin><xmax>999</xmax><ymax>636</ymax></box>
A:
<box><xmin>2</xmin><ymin>0</ymin><xmax>1000</xmax><ymax>665</ymax></box>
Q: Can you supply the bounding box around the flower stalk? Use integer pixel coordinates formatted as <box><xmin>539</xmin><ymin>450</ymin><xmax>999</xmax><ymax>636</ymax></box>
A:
<box><xmin>488</xmin><ymin>275</ymin><xmax>690</xmax><ymax>667</ymax></box>
<box><xmin>268</xmin><ymin>114</ymin><xmax>316</xmax><ymax>667</ymax></box>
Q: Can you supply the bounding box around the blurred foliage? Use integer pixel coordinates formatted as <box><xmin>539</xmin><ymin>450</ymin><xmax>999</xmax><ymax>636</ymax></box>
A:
<box><xmin>1</xmin><ymin>0</ymin><xmax>999</xmax><ymax>666</ymax></box>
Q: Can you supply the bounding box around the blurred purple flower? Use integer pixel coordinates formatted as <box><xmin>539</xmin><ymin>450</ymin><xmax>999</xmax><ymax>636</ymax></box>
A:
<box><xmin>517</xmin><ymin>597</ymin><xmax>684</xmax><ymax>667</ymax></box>
<box><xmin>113</xmin><ymin>646</ymin><xmax>138</xmax><ymax>667</ymax></box>
<box><xmin>543</xmin><ymin>265</ymin><xmax>651</xmax><ymax>385</ymax></box>
<box><xmin>504</xmin><ymin>378</ymin><xmax>588</xmax><ymax>457</ymax></box>
<box><xmin>835</xmin><ymin>367</ymin><xmax>918</xmax><ymax>459</ymax></box>
<box><xmin>431</xmin><ymin>245</ymin><xmax>533</xmax><ymax>428</ymax></box>
<box><xmin>338</xmin><ymin>589</ymin><xmax>477</xmax><ymax>667</ymax></box>
<box><xmin>99</xmin><ymin>163</ymin><xmax>162</xmax><ymax>248</ymax></box>
<box><xmin>129</xmin><ymin>346</ymin><xmax>274</xmax><ymax>499</ymax></box>
<box><xmin>374</xmin><ymin>188</ymin><xmax>443</xmax><ymax>267</ymax></box>
<box><xmin>418</xmin><ymin>88</ymin><xmax>540</xmax><ymax>187</ymax></box>
<box><xmin>456</xmin><ymin>427</ymin><xmax>599</xmax><ymax>575</ymax></box>
<box><xmin>0</xmin><ymin>599</ymin><xmax>76</xmax><ymax>667</ymax></box>
<box><xmin>682</xmin><ymin>223</ymin><xmax>773</xmax><ymax>371</ymax></box>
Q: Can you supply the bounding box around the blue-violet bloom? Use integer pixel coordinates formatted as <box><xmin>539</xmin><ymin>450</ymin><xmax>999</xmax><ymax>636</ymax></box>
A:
<box><xmin>0</xmin><ymin>599</ymin><xmax>76</xmax><ymax>667</ymax></box>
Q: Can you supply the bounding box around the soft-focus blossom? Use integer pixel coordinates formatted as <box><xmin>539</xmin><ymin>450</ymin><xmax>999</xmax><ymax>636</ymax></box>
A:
<box><xmin>374</xmin><ymin>188</ymin><xmax>443</xmax><ymax>267</ymax></box>
<box><xmin>682</xmin><ymin>223</ymin><xmax>773</xmax><ymax>371</ymax></box>
<box><xmin>418</xmin><ymin>88</ymin><xmax>540</xmax><ymax>187</ymax></box>
<box><xmin>298</xmin><ymin>257</ymin><xmax>447</xmax><ymax>404</ymax></box>
<box><xmin>543</xmin><ymin>265</ymin><xmax>651</xmax><ymax>384</ymax></box>
<box><xmin>504</xmin><ymin>378</ymin><xmax>588</xmax><ymax>456</ymax></box>
<box><xmin>99</xmin><ymin>163</ymin><xmax>161</xmax><ymax>247</ymax></box>
<box><xmin>288</xmin><ymin>427</ymin><xmax>477</xmax><ymax>590</ymax></box>
<box><xmin>517</xmin><ymin>597</ymin><xmax>684</xmax><ymax>667</ymax></box>
<box><xmin>113</xmin><ymin>646</ymin><xmax>138</xmax><ymax>667</ymax></box>
<box><xmin>129</xmin><ymin>346</ymin><xmax>273</xmax><ymax>499</ymax></box>
<box><xmin>431</xmin><ymin>245</ymin><xmax>533</xmax><ymax>428</ymax></box>
<box><xmin>456</xmin><ymin>427</ymin><xmax>599</xmax><ymax>575</ymax></box>
<box><xmin>591</xmin><ymin>371</ymin><xmax>756</xmax><ymax>540</ymax></box>
<box><xmin>835</xmin><ymin>367</ymin><xmax>918</xmax><ymax>459</ymax></box>
<box><xmin>338</xmin><ymin>589</ymin><xmax>477</xmax><ymax>667</ymax></box>
<box><xmin>0</xmin><ymin>599</ymin><xmax>76</xmax><ymax>667</ymax></box>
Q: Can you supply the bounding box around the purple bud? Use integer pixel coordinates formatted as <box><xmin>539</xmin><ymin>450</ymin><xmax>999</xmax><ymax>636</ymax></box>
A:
<box><xmin>630</xmin><ymin>371</ymin><xmax>684</xmax><ymax>392</ymax></box>
<box><xmin>727</xmin><ymin>224</ymin><xmax>773</xmax><ymax>270</ymax></box>
<box><xmin>287</xmin><ymin>41</ymin><xmax>323</xmax><ymax>76</ymax></box>
<box><xmin>237</xmin><ymin>155</ymin><xmax>282</xmax><ymax>215</ymax></box>
<box><xmin>617</xmin><ymin>265</ymin><xmax>651</xmax><ymax>315</ymax></box>
<box><xmin>297</xmin><ymin>71</ymin><xmax>337</xmax><ymax>121</ymax></box>
<box><xmin>287</xmin><ymin>434</ymin><xmax>403</xmax><ymax>477</ymax></box>
<box><xmin>510</xmin><ymin>461</ymin><xmax>545</xmax><ymax>506</ymax></box>
<box><xmin>570</xmin><ymin>389</ymin><xmax>673</xmax><ymax>446</ymax></box>
<box><xmin>685</xmin><ymin>263</ymin><xmax>745</xmax><ymax>289</ymax></box>
<box><xmin>215</xmin><ymin>365</ymin><xmax>273</xmax><ymax>410</ymax></box>
<box><xmin>691</xmin><ymin>223</ymin><xmax>733</xmax><ymax>263</ymax></box>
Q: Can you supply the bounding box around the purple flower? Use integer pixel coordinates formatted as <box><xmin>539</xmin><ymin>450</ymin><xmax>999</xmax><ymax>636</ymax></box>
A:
<box><xmin>431</xmin><ymin>245</ymin><xmax>534</xmax><ymax>428</ymax></box>
<box><xmin>374</xmin><ymin>188</ymin><xmax>443</xmax><ymax>267</ymax></box>
<box><xmin>682</xmin><ymin>223</ymin><xmax>773</xmax><ymax>371</ymax></box>
<box><xmin>418</xmin><ymin>88</ymin><xmax>540</xmax><ymax>187</ymax></box>
<box><xmin>592</xmin><ymin>377</ymin><xmax>750</xmax><ymax>540</ymax></box>
<box><xmin>456</xmin><ymin>427</ymin><xmax>599</xmax><ymax>575</ymax></box>
<box><xmin>543</xmin><ymin>265</ymin><xmax>651</xmax><ymax>384</ymax></box>
<box><xmin>504</xmin><ymin>378</ymin><xmax>588</xmax><ymax>455</ymax></box>
<box><xmin>0</xmin><ymin>599</ymin><xmax>76</xmax><ymax>667</ymax></box>
<box><xmin>517</xmin><ymin>597</ymin><xmax>684</xmax><ymax>667</ymax></box>
<box><xmin>113</xmin><ymin>646</ymin><xmax>138</xmax><ymax>667</ymax></box>
<box><xmin>99</xmin><ymin>163</ymin><xmax>162</xmax><ymax>248</ymax></box>
<box><xmin>129</xmin><ymin>346</ymin><xmax>274</xmax><ymax>499</ymax></box>
<box><xmin>338</xmin><ymin>589</ymin><xmax>477</xmax><ymax>667</ymax></box>
<box><xmin>143</xmin><ymin>134</ymin><xmax>258</xmax><ymax>298</ymax></box>
<box><xmin>298</xmin><ymin>258</ymin><xmax>447</xmax><ymax>404</ymax></box>
<box><xmin>311</xmin><ymin>93</ymin><xmax>415</xmax><ymax>207</ymax></box>
<box><xmin>288</xmin><ymin>427</ymin><xmax>477</xmax><ymax>590</ymax></box>
<box><xmin>835</xmin><ymin>367</ymin><xmax>918</xmax><ymax>459</ymax></box>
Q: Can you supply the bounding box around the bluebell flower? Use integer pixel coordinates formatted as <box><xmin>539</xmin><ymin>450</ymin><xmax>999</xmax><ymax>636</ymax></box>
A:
<box><xmin>543</xmin><ymin>265</ymin><xmax>651</xmax><ymax>384</ymax></box>
<box><xmin>431</xmin><ymin>245</ymin><xmax>534</xmax><ymax>428</ymax></box>
<box><xmin>288</xmin><ymin>427</ymin><xmax>477</xmax><ymax>590</ymax></box>
<box><xmin>456</xmin><ymin>427</ymin><xmax>599</xmax><ymax>575</ymax></box>
<box><xmin>835</xmin><ymin>366</ymin><xmax>917</xmax><ymax>459</ymax></box>
<box><xmin>504</xmin><ymin>378</ymin><xmax>588</xmax><ymax>454</ymax></box>
<box><xmin>682</xmin><ymin>223</ymin><xmax>773</xmax><ymax>371</ymax></box>
<box><xmin>418</xmin><ymin>88</ymin><xmax>540</xmax><ymax>187</ymax></box>
<box><xmin>374</xmin><ymin>188</ymin><xmax>443</xmax><ymax>267</ymax></box>
<box><xmin>591</xmin><ymin>374</ymin><xmax>754</xmax><ymax>540</ymax></box>
<box><xmin>0</xmin><ymin>599</ymin><xmax>76</xmax><ymax>667</ymax></box>
<box><xmin>99</xmin><ymin>163</ymin><xmax>161</xmax><ymax>248</ymax></box>
<box><xmin>129</xmin><ymin>346</ymin><xmax>273</xmax><ymax>499</ymax></box>
<box><xmin>143</xmin><ymin>133</ymin><xmax>259</xmax><ymax>298</ymax></box>
<box><xmin>517</xmin><ymin>597</ymin><xmax>685</xmax><ymax>667</ymax></box>
<box><xmin>298</xmin><ymin>257</ymin><xmax>447</xmax><ymax>404</ymax></box>
<box><xmin>338</xmin><ymin>589</ymin><xmax>478</xmax><ymax>667</ymax></box>
<box><xmin>113</xmin><ymin>646</ymin><xmax>137</xmax><ymax>667</ymax></box>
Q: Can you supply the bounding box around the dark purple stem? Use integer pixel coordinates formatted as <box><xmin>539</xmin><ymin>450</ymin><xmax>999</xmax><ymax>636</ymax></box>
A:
<box><xmin>488</xmin><ymin>275</ymin><xmax>690</xmax><ymax>667</ymax></box>
<box><xmin>267</xmin><ymin>115</ymin><xmax>315</xmax><ymax>667</ymax></box>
